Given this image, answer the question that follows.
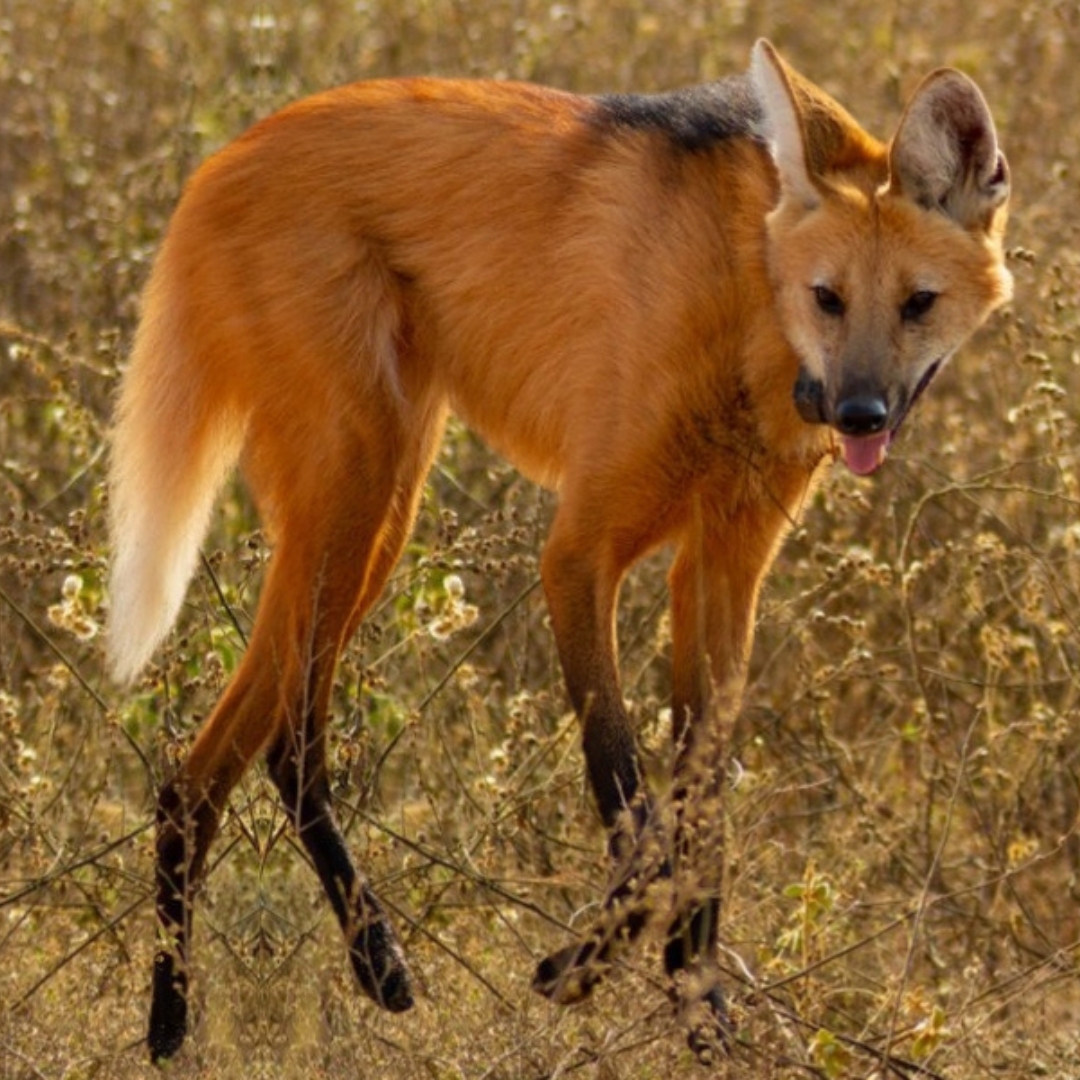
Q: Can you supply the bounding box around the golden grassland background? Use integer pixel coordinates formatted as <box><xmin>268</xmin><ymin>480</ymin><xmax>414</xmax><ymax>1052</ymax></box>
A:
<box><xmin>2</xmin><ymin>1</ymin><xmax>1080</xmax><ymax>1076</ymax></box>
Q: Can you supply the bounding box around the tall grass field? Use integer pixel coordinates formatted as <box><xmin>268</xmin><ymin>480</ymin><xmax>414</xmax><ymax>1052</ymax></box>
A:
<box><xmin>2</xmin><ymin>1</ymin><xmax>1079</xmax><ymax>1076</ymax></box>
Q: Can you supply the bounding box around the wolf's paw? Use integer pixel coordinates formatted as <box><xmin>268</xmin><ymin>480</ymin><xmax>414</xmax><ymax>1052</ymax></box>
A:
<box><xmin>350</xmin><ymin>916</ymin><xmax>415</xmax><ymax>1013</ymax></box>
<box><xmin>532</xmin><ymin>940</ymin><xmax>609</xmax><ymax>1005</ymax></box>
<box><xmin>673</xmin><ymin>976</ymin><xmax>734</xmax><ymax>1065</ymax></box>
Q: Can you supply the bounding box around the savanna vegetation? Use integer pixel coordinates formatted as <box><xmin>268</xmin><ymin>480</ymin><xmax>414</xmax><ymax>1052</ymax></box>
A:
<box><xmin>2</xmin><ymin>1</ymin><xmax>1079</xmax><ymax>1076</ymax></box>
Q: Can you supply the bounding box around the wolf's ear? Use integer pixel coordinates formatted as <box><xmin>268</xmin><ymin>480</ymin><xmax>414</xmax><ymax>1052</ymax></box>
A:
<box><xmin>888</xmin><ymin>69</ymin><xmax>1009</xmax><ymax>231</ymax></box>
<box><xmin>750</xmin><ymin>39</ymin><xmax>821</xmax><ymax>209</ymax></box>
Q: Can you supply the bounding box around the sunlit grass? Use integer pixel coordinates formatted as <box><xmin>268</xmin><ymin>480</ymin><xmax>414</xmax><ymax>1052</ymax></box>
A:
<box><xmin>2</xmin><ymin>1</ymin><xmax>1079</xmax><ymax>1076</ymax></box>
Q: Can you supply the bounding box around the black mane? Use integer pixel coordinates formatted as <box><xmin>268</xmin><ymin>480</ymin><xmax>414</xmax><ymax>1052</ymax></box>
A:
<box><xmin>594</xmin><ymin>73</ymin><xmax>763</xmax><ymax>152</ymax></box>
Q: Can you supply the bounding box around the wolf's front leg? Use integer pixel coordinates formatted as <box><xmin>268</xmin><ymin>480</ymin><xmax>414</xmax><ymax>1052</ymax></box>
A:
<box><xmin>660</xmin><ymin>495</ymin><xmax>794</xmax><ymax>1059</ymax></box>
<box><xmin>531</xmin><ymin>513</ymin><xmax>670</xmax><ymax>1002</ymax></box>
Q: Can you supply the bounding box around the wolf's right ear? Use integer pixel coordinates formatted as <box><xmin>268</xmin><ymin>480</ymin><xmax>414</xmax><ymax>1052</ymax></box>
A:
<box><xmin>751</xmin><ymin>39</ymin><xmax>821</xmax><ymax>209</ymax></box>
<box><xmin>888</xmin><ymin>69</ymin><xmax>1009</xmax><ymax>232</ymax></box>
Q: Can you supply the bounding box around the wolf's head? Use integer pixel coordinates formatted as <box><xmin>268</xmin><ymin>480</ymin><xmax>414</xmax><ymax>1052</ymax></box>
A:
<box><xmin>752</xmin><ymin>40</ymin><xmax>1012</xmax><ymax>475</ymax></box>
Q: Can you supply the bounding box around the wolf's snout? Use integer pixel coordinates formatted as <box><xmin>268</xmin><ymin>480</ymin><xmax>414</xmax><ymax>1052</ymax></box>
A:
<box><xmin>834</xmin><ymin>391</ymin><xmax>891</xmax><ymax>476</ymax></box>
<box><xmin>795</xmin><ymin>376</ymin><xmax>893</xmax><ymax>476</ymax></box>
<box><xmin>834</xmin><ymin>394</ymin><xmax>888</xmax><ymax>436</ymax></box>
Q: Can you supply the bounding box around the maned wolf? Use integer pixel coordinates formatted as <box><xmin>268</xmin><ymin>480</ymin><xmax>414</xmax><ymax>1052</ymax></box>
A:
<box><xmin>108</xmin><ymin>40</ymin><xmax>1011</xmax><ymax>1061</ymax></box>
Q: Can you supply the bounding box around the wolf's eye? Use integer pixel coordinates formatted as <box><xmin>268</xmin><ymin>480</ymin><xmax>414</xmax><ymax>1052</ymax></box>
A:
<box><xmin>812</xmin><ymin>285</ymin><xmax>845</xmax><ymax>317</ymax></box>
<box><xmin>901</xmin><ymin>290</ymin><xmax>938</xmax><ymax>322</ymax></box>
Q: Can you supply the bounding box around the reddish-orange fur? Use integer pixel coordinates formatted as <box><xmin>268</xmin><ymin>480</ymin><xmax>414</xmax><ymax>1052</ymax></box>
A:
<box><xmin>108</xmin><ymin>42</ymin><xmax>1010</xmax><ymax>1061</ymax></box>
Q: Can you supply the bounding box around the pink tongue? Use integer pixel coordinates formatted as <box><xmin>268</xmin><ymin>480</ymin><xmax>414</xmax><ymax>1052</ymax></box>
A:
<box><xmin>841</xmin><ymin>433</ymin><xmax>890</xmax><ymax>476</ymax></box>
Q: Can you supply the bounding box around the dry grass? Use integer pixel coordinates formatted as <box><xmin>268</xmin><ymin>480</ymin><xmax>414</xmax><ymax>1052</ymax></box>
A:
<box><xmin>3</xmin><ymin>1</ymin><xmax>1080</xmax><ymax>1077</ymax></box>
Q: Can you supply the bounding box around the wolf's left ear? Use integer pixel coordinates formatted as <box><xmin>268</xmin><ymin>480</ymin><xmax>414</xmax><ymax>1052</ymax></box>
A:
<box><xmin>888</xmin><ymin>69</ymin><xmax>1009</xmax><ymax>232</ymax></box>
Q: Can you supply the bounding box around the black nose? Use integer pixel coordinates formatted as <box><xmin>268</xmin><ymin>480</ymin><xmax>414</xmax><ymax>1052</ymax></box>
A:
<box><xmin>835</xmin><ymin>394</ymin><xmax>888</xmax><ymax>436</ymax></box>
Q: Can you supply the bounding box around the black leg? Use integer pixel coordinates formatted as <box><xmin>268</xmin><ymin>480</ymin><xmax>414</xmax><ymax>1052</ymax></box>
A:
<box><xmin>148</xmin><ymin>779</ymin><xmax>194</xmax><ymax>1062</ymax></box>
<box><xmin>532</xmin><ymin>725</ymin><xmax>670</xmax><ymax>1003</ymax></box>
<box><xmin>661</xmin><ymin>766</ymin><xmax>733</xmax><ymax>1061</ymax></box>
<box><xmin>148</xmin><ymin>950</ymin><xmax>188</xmax><ymax>1063</ymax></box>
<box><xmin>149</xmin><ymin>774</ymin><xmax>228</xmax><ymax>1061</ymax></box>
<box><xmin>532</xmin><ymin>525</ymin><xmax>675</xmax><ymax>1004</ymax></box>
<box><xmin>664</xmin><ymin>896</ymin><xmax>732</xmax><ymax>1060</ymax></box>
<box><xmin>267</xmin><ymin>726</ymin><xmax>413</xmax><ymax>1011</ymax></box>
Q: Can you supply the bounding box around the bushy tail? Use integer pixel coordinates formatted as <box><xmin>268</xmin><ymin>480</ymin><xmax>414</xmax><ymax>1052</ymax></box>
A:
<box><xmin>108</xmin><ymin>260</ymin><xmax>246</xmax><ymax>685</ymax></box>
